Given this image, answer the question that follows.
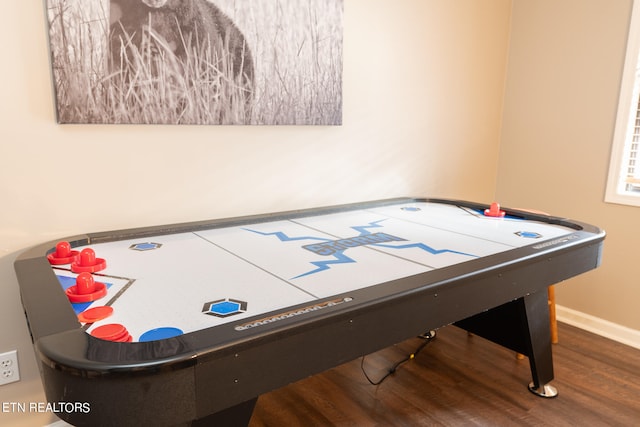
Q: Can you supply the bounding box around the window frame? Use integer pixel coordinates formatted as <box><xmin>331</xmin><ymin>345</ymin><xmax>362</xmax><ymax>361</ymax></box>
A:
<box><xmin>606</xmin><ymin>0</ymin><xmax>640</xmax><ymax>207</ymax></box>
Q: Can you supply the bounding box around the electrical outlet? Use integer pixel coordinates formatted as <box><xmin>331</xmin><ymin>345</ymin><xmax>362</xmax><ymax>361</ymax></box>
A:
<box><xmin>0</xmin><ymin>350</ymin><xmax>20</xmax><ymax>386</ymax></box>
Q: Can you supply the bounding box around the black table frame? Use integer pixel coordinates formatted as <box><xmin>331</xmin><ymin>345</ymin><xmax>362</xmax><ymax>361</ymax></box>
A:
<box><xmin>14</xmin><ymin>198</ymin><xmax>605</xmax><ymax>426</ymax></box>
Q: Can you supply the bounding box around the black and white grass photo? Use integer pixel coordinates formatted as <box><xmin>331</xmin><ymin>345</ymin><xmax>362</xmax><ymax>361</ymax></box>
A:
<box><xmin>44</xmin><ymin>0</ymin><xmax>343</xmax><ymax>125</ymax></box>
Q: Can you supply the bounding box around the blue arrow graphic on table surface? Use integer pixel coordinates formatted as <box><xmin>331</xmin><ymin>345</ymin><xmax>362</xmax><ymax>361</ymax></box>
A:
<box><xmin>372</xmin><ymin>242</ymin><xmax>477</xmax><ymax>258</ymax></box>
<box><xmin>291</xmin><ymin>251</ymin><xmax>357</xmax><ymax>279</ymax></box>
<box><xmin>350</xmin><ymin>219</ymin><xmax>478</xmax><ymax>258</ymax></box>
<box><xmin>243</xmin><ymin>228</ymin><xmax>358</xmax><ymax>279</ymax></box>
<box><xmin>350</xmin><ymin>219</ymin><xmax>388</xmax><ymax>235</ymax></box>
<box><xmin>242</xmin><ymin>229</ymin><xmax>329</xmax><ymax>243</ymax></box>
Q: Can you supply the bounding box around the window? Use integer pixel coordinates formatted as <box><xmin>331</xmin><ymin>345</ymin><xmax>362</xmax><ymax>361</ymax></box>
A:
<box><xmin>606</xmin><ymin>0</ymin><xmax>640</xmax><ymax>207</ymax></box>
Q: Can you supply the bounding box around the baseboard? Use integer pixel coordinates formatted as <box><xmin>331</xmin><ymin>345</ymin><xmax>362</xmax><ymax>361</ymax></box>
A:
<box><xmin>556</xmin><ymin>305</ymin><xmax>640</xmax><ymax>350</ymax></box>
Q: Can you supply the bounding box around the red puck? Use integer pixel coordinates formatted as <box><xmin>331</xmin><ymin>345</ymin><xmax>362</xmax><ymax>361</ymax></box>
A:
<box><xmin>91</xmin><ymin>323</ymin><xmax>131</xmax><ymax>342</ymax></box>
<box><xmin>78</xmin><ymin>306</ymin><xmax>113</xmax><ymax>323</ymax></box>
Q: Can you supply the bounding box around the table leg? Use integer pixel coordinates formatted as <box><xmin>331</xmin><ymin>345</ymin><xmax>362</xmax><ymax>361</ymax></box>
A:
<box><xmin>454</xmin><ymin>290</ymin><xmax>558</xmax><ymax>398</ymax></box>
<box><xmin>522</xmin><ymin>291</ymin><xmax>558</xmax><ymax>398</ymax></box>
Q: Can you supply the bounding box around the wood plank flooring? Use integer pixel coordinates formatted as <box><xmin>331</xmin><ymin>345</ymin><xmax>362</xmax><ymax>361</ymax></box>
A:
<box><xmin>249</xmin><ymin>323</ymin><xmax>640</xmax><ymax>426</ymax></box>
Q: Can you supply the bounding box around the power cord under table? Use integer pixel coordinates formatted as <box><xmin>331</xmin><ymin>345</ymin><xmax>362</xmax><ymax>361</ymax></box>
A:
<box><xmin>360</xmin><ymin>330</ymin><xmax>437</xmax><ymax>386</ymax></box>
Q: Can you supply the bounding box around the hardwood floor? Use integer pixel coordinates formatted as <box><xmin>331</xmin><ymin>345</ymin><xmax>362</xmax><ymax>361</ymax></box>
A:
<box><xmin>249</xmin><ymin>323</ymin><xmax>640</xmax><ymax>426</ymax></box>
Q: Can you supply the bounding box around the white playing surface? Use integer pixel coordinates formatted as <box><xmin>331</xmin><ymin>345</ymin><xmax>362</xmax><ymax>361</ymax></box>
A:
<box><xmin>52</xmin><ymin>202</ymin><xmax>576</xmax><ymax>342</ymax></box>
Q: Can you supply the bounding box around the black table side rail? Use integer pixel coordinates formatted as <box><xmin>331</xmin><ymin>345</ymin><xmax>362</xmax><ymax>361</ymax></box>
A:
<box><xmin>16</xmin><ymin>229</ymin><xmax>603</xmax><ymax>375</ymax></box>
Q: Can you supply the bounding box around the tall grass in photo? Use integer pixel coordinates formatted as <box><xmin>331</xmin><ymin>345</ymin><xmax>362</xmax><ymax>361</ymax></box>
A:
<box><xmin>45</xmin><ymin>0</ymin><xmax>343</xmax><ymax>125</ymax></box>
<box><xmin>222</xmin><ymin>0</ymin><xmax>343</xmax><ymax>125</ymax></box>
<box><xmin>45</xmin><ymin>0</ymin><xmax>110</xmax><ymax>123</ymax></box>
<box><xmin>106</xmin><ymin>19</ymin><xmax>254</xmax><ymax>124</ymax></box>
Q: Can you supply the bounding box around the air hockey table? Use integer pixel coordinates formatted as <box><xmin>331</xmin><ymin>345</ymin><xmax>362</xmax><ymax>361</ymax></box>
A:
<box><xmin>14</xmin><ymin>198</ymin><xmax>605</xmax><ymax>426</ymax></box>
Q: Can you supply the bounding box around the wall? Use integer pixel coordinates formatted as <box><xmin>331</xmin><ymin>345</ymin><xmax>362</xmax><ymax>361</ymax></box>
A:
<box><xmin>497</xmin><ymin>0</ymin><xmax>640</xmax><ymax>330</ymax></box>
<box><xmin>0</xmin><ymin>0</ymin><xmax>511</xmax><ymax>425</ymax></box>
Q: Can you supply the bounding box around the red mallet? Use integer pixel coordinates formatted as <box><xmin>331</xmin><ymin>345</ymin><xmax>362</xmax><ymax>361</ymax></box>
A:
<box><xmin>66</xmin><ymin>272</ymin><xmax>107</xmax><ymax>303</ymax></box>
<box><xmin>484</xmin><ymin>202</ymin><xmax>506</xmax><ymax>218</ymax></box>
<box><xmin>47</xmin><ymin>241</ymin><xmax>79</xmax><ymax>265</ymax></box>
<box><xmin>71</xmin><ymin>248</ymin><xmax>107</xmax><ymax>273</ymax></box>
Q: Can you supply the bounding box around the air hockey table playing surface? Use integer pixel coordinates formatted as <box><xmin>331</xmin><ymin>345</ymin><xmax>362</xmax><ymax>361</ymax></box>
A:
<box><xmin>14</xmin><ymin>198</ymin><xmax>605</xmax><ymax>426</ymax></box>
